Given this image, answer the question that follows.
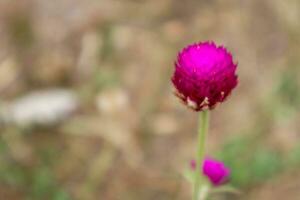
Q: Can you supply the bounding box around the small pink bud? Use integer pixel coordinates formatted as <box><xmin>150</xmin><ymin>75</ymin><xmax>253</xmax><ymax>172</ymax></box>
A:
<box><xmin>190</xmin><ymin>158</ymin><xmax>230</xmax><ymax>186</ymax></box>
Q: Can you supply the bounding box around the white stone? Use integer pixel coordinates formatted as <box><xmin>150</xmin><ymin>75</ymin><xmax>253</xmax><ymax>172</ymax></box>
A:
<box><xmin>2</xmin><ymin>89</ymin><xmax>78</xmax><ymax>126</ymax></box>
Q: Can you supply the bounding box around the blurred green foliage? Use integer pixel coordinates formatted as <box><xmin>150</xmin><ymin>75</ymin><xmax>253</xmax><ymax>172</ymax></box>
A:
<box><xmin>94</xmin><ymin>69</ymin><xmax>120</xmax><ymax>91</ymax></box>
<box><xmin>0</xmin><ymin>137</ymin><xmax>70</xmax><ymax>200</ymax></box>
<box><xmin>267</xmin><ymin>67</ymin><xmax>300</xmax><ymax>120</ymax></box>
<box><xmin>100</xmin><ymin>23</ymin><xmax>114</xmax><ymax>62</ymax></box>
<box><xmin>217</xmin><ymin>134</ymin><xmax>300</xmax><ymax>188</ymax></box>
<box><xmin>276</xmin><ymin>68</ymin><xmax>300</xmax><ymax>109</ymax></box>
<box><xmin>8</xmin><ymin>15</ymin><xmax>34</xmax><ymax>48</ymax></box>
<box><xmin>29</xmin><ymin>167</ymin><xmax>70</xmax><ymax>200</ymax></box>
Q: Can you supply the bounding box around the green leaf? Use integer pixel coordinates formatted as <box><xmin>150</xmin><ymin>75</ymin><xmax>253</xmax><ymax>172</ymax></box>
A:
<box><xmin>183</xmin><ymin>168</ymin><xmax>195</xmax><ymax>183</ymax></box>
<box><xmin>210</xmin><ymin>185</ymin><xmax>241</xmax><ymax>195</ymax></box>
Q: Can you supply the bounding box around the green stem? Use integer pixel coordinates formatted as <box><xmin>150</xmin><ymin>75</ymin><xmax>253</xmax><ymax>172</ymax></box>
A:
<box><xmin>193</xmin><ymin>110</ymin><xmax>209</xmax><ymax>200</ymax></box>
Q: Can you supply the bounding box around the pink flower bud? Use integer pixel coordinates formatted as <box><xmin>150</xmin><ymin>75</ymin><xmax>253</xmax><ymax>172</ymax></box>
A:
<box><xmin>191</xmin><ymin>158</ymin><xmax>230</xmax><ymax>186</ymax></box>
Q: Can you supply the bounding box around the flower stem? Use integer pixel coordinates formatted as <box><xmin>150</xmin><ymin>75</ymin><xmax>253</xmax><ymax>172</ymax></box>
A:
<box><xmin>193</xmin><ymin>110</ymin><xmax>209</xmax><ymax>200</ymax></box>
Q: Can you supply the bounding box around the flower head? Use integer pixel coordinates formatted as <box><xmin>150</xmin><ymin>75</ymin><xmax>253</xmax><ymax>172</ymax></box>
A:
<box><xmin>172</xmin><ymin>41</ymin><xmax>238</xmax><ymax>111</ymax></box>
<box><xmin>191</xmin><ymin>158</ymin><xmax>230</xmax><ymax>186</ymax></box>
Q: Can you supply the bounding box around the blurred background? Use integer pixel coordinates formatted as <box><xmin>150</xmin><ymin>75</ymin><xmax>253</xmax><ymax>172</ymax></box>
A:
<box><xmin>0</xmin><ymin>0</ymin><xmax>300</xmax><ymax>199</ymax></box>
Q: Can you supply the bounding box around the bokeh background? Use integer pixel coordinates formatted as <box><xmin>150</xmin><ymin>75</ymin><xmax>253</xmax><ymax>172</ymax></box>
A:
<box><xmin>0</xmin><ymin>0</ymin><xmax>300</xmax><ymax>199</ymax></box>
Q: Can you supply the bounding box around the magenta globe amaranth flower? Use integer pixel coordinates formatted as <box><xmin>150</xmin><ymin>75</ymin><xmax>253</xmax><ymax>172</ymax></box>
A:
<box><xmin>191</xmin><ymin>158</ymin><xmax>230</xmax><ymax>186</ymax></box>
<box><xmin>172</xmin><ymin>41</ymin><xmax>238</xmax><ymax>111</ymax></box>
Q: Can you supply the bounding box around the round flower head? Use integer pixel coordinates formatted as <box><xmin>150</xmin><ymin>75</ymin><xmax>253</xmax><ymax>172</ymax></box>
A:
<box><xmin>172</xmin><ymin>41</ymin><xmax>238</xmax><ymax>111</ymax></box>
<box><xmin>191</xmin><ymin>158</ymin><xmax>230</xmax><ymax>186</ymax></box>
